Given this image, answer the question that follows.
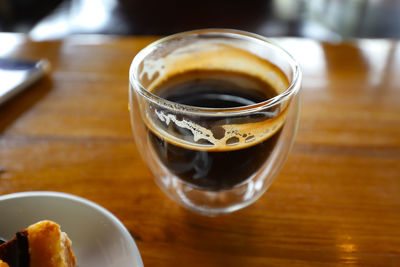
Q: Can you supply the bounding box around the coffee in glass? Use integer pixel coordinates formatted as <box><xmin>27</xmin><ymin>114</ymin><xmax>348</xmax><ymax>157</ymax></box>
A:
<box><xmin>129</xmin><ymin>29</ymin><xmax>301</xmax><ymax>215</ymax></box>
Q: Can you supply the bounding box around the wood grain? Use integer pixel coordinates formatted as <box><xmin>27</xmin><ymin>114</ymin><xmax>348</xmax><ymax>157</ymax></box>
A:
<box><xmin>0</xmin><ymin>33</ymin><xmax>399</xmax><ymax>266</ymax></box>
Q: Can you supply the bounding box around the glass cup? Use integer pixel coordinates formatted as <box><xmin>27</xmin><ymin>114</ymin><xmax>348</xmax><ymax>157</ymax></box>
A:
<box><xmin>129</xmin><ymin>29</ymin><xmax>301</xmax><ymax>215</ymax></box>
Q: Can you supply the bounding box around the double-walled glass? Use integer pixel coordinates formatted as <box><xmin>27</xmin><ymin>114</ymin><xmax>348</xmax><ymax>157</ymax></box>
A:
<box><xmin>129</xmin><ymin>29</ymin><xmax>301</xmax><ymax>215</ymax></box>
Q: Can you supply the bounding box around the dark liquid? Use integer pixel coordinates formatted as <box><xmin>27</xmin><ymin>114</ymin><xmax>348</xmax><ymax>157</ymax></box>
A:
<box><xmin>148</xmin><ymin>70</ymin><xmax>282</xmax><ymax>190</ymax></box>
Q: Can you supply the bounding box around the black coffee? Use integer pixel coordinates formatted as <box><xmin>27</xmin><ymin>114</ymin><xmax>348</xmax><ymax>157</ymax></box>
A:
<box><xmin>147</xmin><ymin>70</ymin><xmax>283</xmax><ymax>190</ymax></box>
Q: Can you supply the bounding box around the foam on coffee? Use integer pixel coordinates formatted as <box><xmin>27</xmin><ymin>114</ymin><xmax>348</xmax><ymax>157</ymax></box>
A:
<box><xmin>139</xmin><ymin>41</ymin><xmax>289</xmax><ymax>151</ymax></box>
<box><xmin>140</xmin><ymin>41</ymin><xmax>288</xmax><ymax>93</ymax></box>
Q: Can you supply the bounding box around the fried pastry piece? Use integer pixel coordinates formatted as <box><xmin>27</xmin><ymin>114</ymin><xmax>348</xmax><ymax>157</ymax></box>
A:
<box><xmin>0</xmin><ymin>221</ymin><xmax>76</xmax><ymax>267</ymax></box>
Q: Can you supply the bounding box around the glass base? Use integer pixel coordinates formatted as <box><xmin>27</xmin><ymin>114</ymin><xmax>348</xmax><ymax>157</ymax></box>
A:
<box><xmin>154</xmin><ymin>173</ymin><xmax>273</xmax><ymax>216</ymax></box>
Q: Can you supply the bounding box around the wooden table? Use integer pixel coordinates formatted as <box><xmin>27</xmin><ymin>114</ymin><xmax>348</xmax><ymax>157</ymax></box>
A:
<box><xmin>0</xmin><ymin>33</ymin><xmax>399</xmax><ymax>266</ymax></box>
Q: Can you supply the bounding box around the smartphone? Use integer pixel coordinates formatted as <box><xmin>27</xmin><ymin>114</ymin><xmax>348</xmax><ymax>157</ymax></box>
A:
<box><xmin>0</xmin><ymin>58</ymin><xmax>50</xmax><ymax>105</ymax></box>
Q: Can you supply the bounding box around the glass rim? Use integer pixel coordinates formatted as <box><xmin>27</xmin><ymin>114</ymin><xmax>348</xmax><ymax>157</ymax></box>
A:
<box><xmin>129</xmin><ymin>28</ymin><xmax>302</xmax><ymax>116</ymax></box>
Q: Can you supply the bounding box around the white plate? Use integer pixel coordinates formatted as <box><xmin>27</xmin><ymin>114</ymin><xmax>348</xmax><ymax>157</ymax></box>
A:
<box><xmin>0</xmin><ymin>191</ymin><xmax>143</xmax><ymax>267</ymax></box>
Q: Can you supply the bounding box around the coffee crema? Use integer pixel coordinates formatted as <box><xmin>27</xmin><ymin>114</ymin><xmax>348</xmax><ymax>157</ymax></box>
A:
<box><xmin>144</xmin><ymin>68</ymin><xmax>287</xmax><ymax>190</ymax></box>
<box><xmin>135</xmin><ymin>43</ymin><xmax>290</xmax><ymax>190</ymax></box>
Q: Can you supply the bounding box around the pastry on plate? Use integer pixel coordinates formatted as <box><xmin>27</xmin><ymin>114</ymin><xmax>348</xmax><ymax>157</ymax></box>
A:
<box><xmin>0</xmin><ymin>220</ymin><xmax>76</xmax><ymax>267</ymax></box>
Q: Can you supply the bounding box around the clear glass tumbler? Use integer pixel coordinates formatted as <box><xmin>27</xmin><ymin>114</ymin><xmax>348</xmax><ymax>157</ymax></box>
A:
<box><xmin>129</xmin><ymin>29</ymin><xmax>302</xmax><ymax>215</ymax></box>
